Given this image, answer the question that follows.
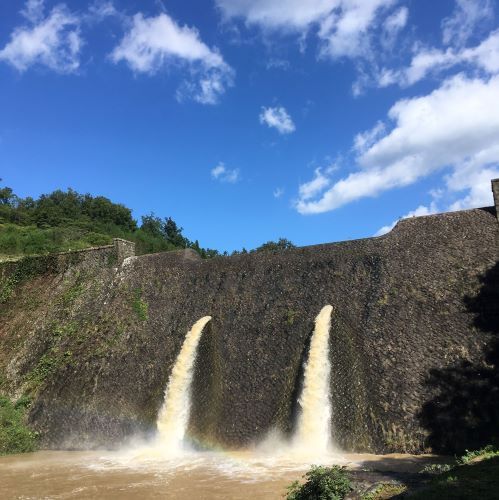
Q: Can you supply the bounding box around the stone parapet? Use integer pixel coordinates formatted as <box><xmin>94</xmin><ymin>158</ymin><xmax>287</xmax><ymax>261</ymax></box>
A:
<box><xmin>492</xmin><ymin>178</ymin><xmax>499</xmax><ymax>222</ymax></box>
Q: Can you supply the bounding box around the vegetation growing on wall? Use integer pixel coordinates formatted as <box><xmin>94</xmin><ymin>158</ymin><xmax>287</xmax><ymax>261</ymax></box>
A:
<box><xmin>0</xmin><ymin>395</ymin><xmax>38</xmax><ymax>455</ymax></box>
<box><xmin>0</xmin><ymin>254</ymin><xmax>58</xmax><ymax>303</ymax></box>
<box><xmin>132</xmin><ymin>288</ymin><xmax>149</xmax><ymax>322</ymax></box>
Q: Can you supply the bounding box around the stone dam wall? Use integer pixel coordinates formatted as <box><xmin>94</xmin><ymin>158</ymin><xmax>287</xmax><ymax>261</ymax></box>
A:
<box><xmin>0</xmin><ymin>207</ymin><xmax>498</xmax><ymax>454</ymax></box>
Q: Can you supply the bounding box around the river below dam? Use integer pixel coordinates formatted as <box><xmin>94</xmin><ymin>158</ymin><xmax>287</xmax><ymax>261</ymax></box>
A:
<box><xmin>0</xmin><ymin>448</ymin><xmax>439</xmax><ymax>499</ymax></box>
<box><xmin>0</xmin><ymin>309</ymin><xmax>443</xmax><ymax>498</ymax></box>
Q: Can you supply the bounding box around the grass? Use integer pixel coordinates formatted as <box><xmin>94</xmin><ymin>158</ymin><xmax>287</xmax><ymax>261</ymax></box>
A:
<box><xmin>458</xmin><ymin>445</ymin><xmax>499</xmax><ymax>464</ymax></box>
<box><xmin>0</xmin><ymin>222</ymin><xmax>113</xmax><ymax>256</ymax></box>
<box><xmin>0</xmin><ymin>220</ymin><xmax>188</xmax><ymax>259</ymax></box>
<box><xmin>411</xmin><ymin>455</ymin><xmax>499</xmax><ymax>499</ymax></box>
<box><xmin>362</xmin><ymin>483</ymin><xmax>407</xmax><ymax>500</ymax></box>
<box><xmin>0</xmin><ymin>395</ymin><xmax>38</xmax><ymax>455</ymax></box>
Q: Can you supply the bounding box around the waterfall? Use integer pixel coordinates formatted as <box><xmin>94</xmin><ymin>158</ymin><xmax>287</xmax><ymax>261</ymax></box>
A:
<box><xmin>156</xmin><ymin>316</ymin><xmax>212</xmax><ymax>452</ymax></box>
<box><xmin>293</xmin><ymin>305</ymin><xmax>334</xmax><ymax>453</ymax></box>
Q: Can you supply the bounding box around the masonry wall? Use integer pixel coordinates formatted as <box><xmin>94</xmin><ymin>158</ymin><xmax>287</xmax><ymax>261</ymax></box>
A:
<box><xmin>492</xmin><ymin>178</ymin><xmax>499</xmax><ymax>221</ymax></box>
<box><xmin>0</xmin><ymin>207</ymin><xmax>497</xmax><ymax>454</ymax></box>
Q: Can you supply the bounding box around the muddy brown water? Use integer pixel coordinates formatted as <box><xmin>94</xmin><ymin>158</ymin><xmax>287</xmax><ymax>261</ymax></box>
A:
<box><xmin>0</xmin><ymin>449</ymin><xmax>442</xmax><ymax>499</ymax></box>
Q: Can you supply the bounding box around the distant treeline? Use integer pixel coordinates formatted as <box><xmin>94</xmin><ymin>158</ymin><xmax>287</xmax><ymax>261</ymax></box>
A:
<box><xmin>0</xmin><ymin>183</ymin><xmax>294</xmax><ymax>258</ymax></box>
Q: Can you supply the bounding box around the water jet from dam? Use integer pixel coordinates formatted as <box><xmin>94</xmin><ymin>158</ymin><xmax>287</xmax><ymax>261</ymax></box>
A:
<box><xmin>293</xmin><ymin>305</ymin><xmax>334</xmax><ymax>454</ymax></box>
<box><xmin>156</xmin><ymin>316</ymin><xmax>212</xmax><ymax>452</ymax></box>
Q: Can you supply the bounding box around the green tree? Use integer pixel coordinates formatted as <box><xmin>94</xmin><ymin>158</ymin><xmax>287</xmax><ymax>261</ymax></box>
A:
<box><xmin>252</xmin><ymin>238</ymin><xmax>295</xmax><ymax>254</ymax></box>
<box><xmin>140</xmin><ymin>213</ymin><xmax>164</xmax><ymax>238</ymax></box>
<box><xmin>164</xmin><ymin>217</ymin><xmax>189</xmax><ymax>248</ymax></box>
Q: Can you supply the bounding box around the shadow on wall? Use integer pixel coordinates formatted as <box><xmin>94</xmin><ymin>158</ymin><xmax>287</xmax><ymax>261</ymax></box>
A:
<box><xmin>419</xmin><ymin>261</ymin><xmax>499</xmax><ymax>454</ymax></box>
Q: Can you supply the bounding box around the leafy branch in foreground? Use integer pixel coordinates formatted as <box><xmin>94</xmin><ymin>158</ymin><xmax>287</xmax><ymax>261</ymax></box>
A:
<box><xmin>286</xmin><ymin>465</ymin><xmax>352</xmax><ymax>500</ymax></box>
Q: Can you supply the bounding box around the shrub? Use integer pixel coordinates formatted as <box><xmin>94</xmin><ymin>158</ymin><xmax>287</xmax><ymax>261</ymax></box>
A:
<box><xmin>0</xmin><ymin>395</ymin><xmax>38</xmax><ymax>455</ymax></box>
<box><xmin>286</xmin><ymin>465</ymin><xmax>352</xmax><ymax>500</ymax></box>
<box><xmin>420</xmin><ymin>463</ymin><xmax>454</xmax><ymax>475</ymax></box>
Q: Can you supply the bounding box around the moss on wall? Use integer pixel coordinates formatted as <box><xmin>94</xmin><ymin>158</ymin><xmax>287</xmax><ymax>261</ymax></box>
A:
<box><xmin>0</xmin><ymin>395</ymin><xmax>38</xmax><ymax>455</ymax></box>
<box><xmin>0</xmin><ymin>207</ymin><xmax>497</xmax><ymax>453</ymax></box>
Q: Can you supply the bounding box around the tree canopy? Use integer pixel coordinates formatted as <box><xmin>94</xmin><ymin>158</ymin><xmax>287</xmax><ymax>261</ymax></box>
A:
<box><xmin>0</xmin><ymin>181</ymin><xmax>294</xmax><ymax>259</ymax></box>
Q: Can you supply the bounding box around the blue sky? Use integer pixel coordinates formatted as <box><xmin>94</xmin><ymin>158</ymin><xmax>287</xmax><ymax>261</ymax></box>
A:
<box><xmin>1</xmin><ymin>0</ymin><xmax>498</xmax><ymax>251</ymax></box>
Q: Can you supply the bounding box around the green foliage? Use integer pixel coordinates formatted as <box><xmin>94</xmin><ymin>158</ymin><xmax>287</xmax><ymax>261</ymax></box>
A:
<box><xmin>459</xmin><ymin>445</ymin><xmax>499</xmax><ymax>464</ymax></box>
<box><xmin>0</xmin><ymin>395</ymin><xmax>38</xmax><ymax>455</ymax></box>
<box><xmin>411</xmin><ymin>455</ymin><xmax>499</xmax><ymax>500</ymax></box>
<box><xmin>58</xmin><ymin>280</ymin><xmax>84</xmax><ymax>308</ymax></box>
<box><xmin>286</xmin><ymin>466</ymin><xmax>352</xmax><ymax>500</ymax></box>
<box><xmin>28</xmin><ymin>350</ymin><xmax>60</xmax><ymax>385</ymax></box>
<box><xmin>0</xmin><ymin>186</ymin><xmax>136</xmax><ymax>231</ymax></box>
<box><xmin>0</xmin><ymin>254</ymin><xmax>57</xmax><ymax>303</ymax></box>
<box><xmin>252</xmin><ymin>238</ymin><xmax>296</xmax><ymax>254</ymax></box>
<box><xmin>25</xmin><ymin>320</ymin><xmax>78</xmax><ymax>391</ymax></box>
<box><xmin>0</xmin><ymin>183</ymin><xmax>222</xmax><ymax>259</ymax></box>
<box><xmin>0</xmin><ymin>183</ymin><xmax>295</xmax><ymax>259</ymax></box>
<box><xmin>132</xmin><ymin>288</ymin><xmax>148</xmax><ymax>321</ymax></box>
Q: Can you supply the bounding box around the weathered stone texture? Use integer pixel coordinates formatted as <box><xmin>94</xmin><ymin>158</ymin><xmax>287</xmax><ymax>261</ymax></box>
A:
<box><xmin>0</xmin><ymin>207</ymin><xmax>498</xmax><ymax>453</ymax></box>
<box><xmin>492</xmin><ymin>178</ymin><xmax>499</xmax><ymax>222</ymax></box>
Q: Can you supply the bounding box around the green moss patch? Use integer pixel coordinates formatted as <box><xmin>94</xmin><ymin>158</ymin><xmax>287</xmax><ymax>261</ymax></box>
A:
<box><xmin>132</xmin><ymin>288</ymin><xmax>148</xmax><ymax>321</ymax></box>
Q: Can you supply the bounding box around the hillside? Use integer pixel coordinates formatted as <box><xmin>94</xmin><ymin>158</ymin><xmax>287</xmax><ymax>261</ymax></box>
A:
<box><xmin>0</xmin><ymin>184</ymin><xmax>219</xmax><ymax>260</ymax></box>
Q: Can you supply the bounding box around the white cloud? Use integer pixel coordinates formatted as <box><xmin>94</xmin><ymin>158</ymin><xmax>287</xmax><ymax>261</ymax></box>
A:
<box><xmin>259</xmin><ymin>106</ymin><xmax>296</xmax><ymax>134</ymax></box>
<box><xmin>296</xmin><ymin>73</ymin><xmax>499</xmax><ymax>214</ymax></box>
<box><xmin>177</xmin><ymin>68</ymin><xmax>234</xmax><ymax>105</ymax></box>
<box><xmin>0</xmin><ymin>0</ymin><xmax>82</xmax><ymax>73</ymax></box>
<box><xmin>382</xmin><ymin>6</ymin><xmax>408</xmax><ymax>48</ymax></box>
<box><xmin>211</xmin><ymin>163</ymin><xmax>240</xmax><ymax>183</ymax></box>
<box><xmin>273</xmin><ymin>187</ymin><xmax>285</xmax><ymax>198</ymax></box>
<box><xmin>111</xmin><ymin>12</ymin><xmax>234</xmax><ymax>104</ymax></box>
<box><xmin>88</xmin><ymin>1</ymin><xmax>120</xmax><ymax>20</ymax></box>
<box><xmin>442</xmin><ymin>0</ymin><xmax>494</xmax><ymax>47</ymax></box>
<box><xmin>378</xmin><ymin>28</ymin><xmax>499</xmax><ymax>88</ymax></box>
<box><xmin>374</xmin><ymin>203</ymin><xmax>437</xmax><ymax>236</ymax></box>
<box><xmin>216</xmin><ymin>0</ymin><xmax>339</xmax><ymax>30</ymax></box>
<box><xmin>318</xmin><ymin>0</ymin><xmax>398</xmax><ymax>60</ymax></box>
<box><xmin>298</xmin><ymin>169</ymin><xmax>330</xmax><ymax>201</ymax></box>
<box><xmin>353</xmin><ymin>121</ymin><xmax>385</xmax><ymax>154</ymax></box>
<box><xmin>384</xmin><ymin>6</ymin><xmax>408</xmax><ymax>34</ymax></box>
<box><xmin>21</xmin><ymin>0</ymin><xmax>44</xmax><ymax>24</ymax></box>
<box><xmin>216</xmin><ymin>0</ymin><xmax>404</xmax><ymax>61</ymax></box>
